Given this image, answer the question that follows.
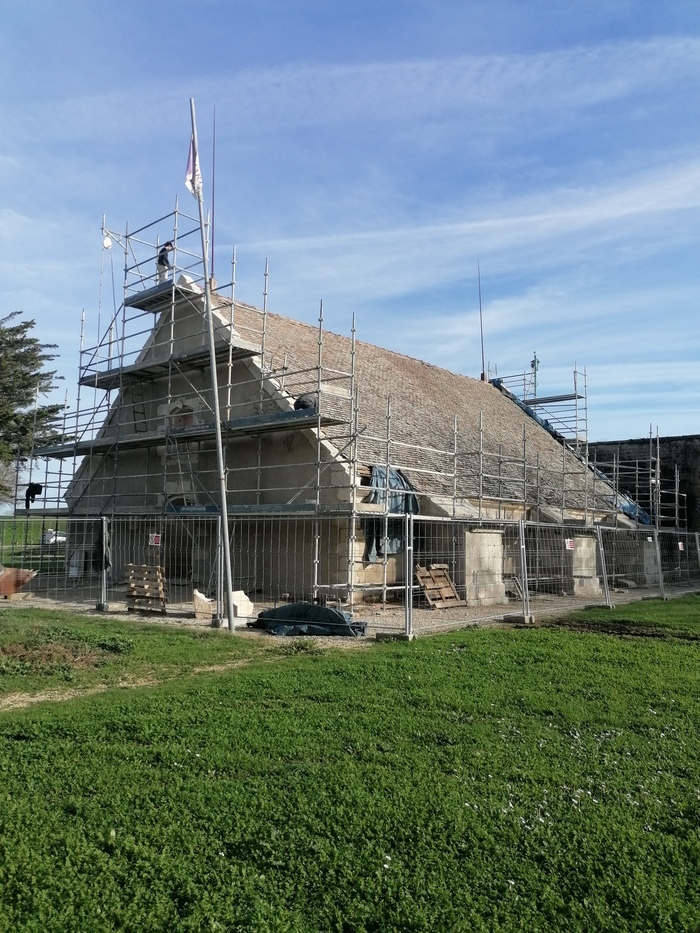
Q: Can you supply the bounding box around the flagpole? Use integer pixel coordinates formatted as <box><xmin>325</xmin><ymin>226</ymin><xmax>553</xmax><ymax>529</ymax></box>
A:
<box><xmin>189</xmin><ymin>97</ymin><xmax>236</xmax><ymax>632</ymax></box>
<box><xmin>211</xmin><ymin>106</ymin><xmax>216</xmax><ymax>280</ymax></box>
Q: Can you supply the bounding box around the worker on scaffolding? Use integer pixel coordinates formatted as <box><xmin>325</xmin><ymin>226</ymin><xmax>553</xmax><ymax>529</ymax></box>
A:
<box><xmin>156</xmin><ymin>241</ymin><xmax>174</xmax><ymax>284</ymax></box>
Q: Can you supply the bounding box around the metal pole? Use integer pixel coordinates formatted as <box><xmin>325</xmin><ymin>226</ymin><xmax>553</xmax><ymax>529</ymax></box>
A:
<box><xmin>404</xmin><ymin>511</ymin><xmax>414</xmax><ymax>638</ymax></box>
<box><xmin>561</xmin><ymin>444</ymin><xmax>566</xmax><ymax>523</ymax></box>
<box><xmin>452</xmin><ymin>415</ymin><xmax>458</xmax><ymax>520</ymax></box>
<box><xmin>216</xmin><ymin>514</ymin><xmax>224</xmax><ymax>624</ymax></box>
<box><xmin>99</xmin><ymin>515</ymin><xmax>109</xmax><ymax>611</ymax></box>
<box><xmin>656</xmin><ymin>430</ymin><xmax>661</xmax><ymax>530</ymax></box>
<box><xmin>383</xmin><ymin>397</ymin><xmax>391</xmax><ymax>604</ymax></box>
<box><xmin>347</xmin><ymin>318</ymin><xmax>358</xmax><ymax>611</ymax></box>
<box><xmin>189</xmin><ymin>98</ymin><xmax>236</xmax><ymax>632</ymax></box>
<box><xmin>478</xmin><ymin>410</ymin><xmax>483</xmax><ymax>519</ymax></box>
<box><xmin>522</xmin><ymin>424</ymin><xmax>527</xmax><ymax>520</ymax></box>
<box><xmin>675</xmin><ymin>464</ymin><xmax>680</xmax><ymax>533</ymax></box>
<box><xmin>312</xmin><ymin>300</ymin><xmax>323</xmax><ymax>604</ymax></box>
<box><xmin>595</xmin><ymin>525</ymin><xmax>612</xmax><ymax>609</ymax></box>
<box><xmin>518</xmin><ymin>519</ymin><xmax>531</xmax><ymax>619</ymax></box>
<box><xmin>653</xmin><ymin>528</ymin><xmax>666</xmax><ymax>600</ymax></box>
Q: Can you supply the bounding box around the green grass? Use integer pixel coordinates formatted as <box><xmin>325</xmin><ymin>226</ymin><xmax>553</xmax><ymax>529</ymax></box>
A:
<box><xmin>0</xmin><ymin>599</ymin><xmax>699</xmax><ymax>931</ymax></box>
<box><xmin>0</xmin><ymin>608</ymin><xmax>276</xmax><ymax>695</ymax></box>
<box><xmin>0</xmin><ymin>518</ymin><xmax>68</xmax><ymax>570</ymax></box>
<box><xmin>565</xmin><ymin>592</ymin><xmax>700</xmax><ymax>638</ymax></box>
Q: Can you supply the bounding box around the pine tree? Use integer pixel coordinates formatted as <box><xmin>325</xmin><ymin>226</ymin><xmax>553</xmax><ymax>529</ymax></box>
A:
<box><xmin>0</xmin><ymin>313</ymin><xmax>64</xmax><ymax>499</ymax></box>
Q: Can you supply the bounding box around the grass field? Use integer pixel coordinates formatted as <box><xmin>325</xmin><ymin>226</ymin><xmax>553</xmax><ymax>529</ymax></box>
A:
<box><xmin>0</xmin><ymin>599</ymin><xmax>699</xmax><ymax>931</ymax></box>
<box><xmin>0</xmin><ymin>517</ymin><xmax>68</xmax><ymax>571</ymax></box>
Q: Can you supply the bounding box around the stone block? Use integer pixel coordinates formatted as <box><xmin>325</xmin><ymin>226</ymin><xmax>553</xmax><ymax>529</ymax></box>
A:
<box><xmin>232</xmin><ymin>590</ymin><xmax>255</xmax><ymax>620</ymax></box>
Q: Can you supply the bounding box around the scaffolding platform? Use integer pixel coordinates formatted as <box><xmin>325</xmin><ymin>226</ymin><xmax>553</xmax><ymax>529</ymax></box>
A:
<box><xmin>123</xmin><ymin>277</ymin><xmax>203</xmax><ymax>313</ymax></box>
<box><xmin>34</xmin><ymin>409</ymin><xmax>347</xmax><ymax>459</ymax></box>
<box><xmin>79</xmin><ymin>341</ymin><xmax>259</xmax><ymax>391</ymax></box>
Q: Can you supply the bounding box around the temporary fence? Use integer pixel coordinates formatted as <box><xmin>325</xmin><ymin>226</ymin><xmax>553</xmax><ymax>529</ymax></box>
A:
<box><xmin>1</xmin><ymin>515</ymin><xmax>698</xmax><ymax>635</ymax></box>
<box><xmin>0</xmin><ymin>513</ymin><xmax>353</xmax><ymax>626</ymax></box>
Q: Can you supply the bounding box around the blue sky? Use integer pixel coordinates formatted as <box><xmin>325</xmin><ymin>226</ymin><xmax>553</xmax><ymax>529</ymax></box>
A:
<box><xmin>1</xmin><ymin>0</ymin><xmax>699</xmax><ymax>441</ymax></box>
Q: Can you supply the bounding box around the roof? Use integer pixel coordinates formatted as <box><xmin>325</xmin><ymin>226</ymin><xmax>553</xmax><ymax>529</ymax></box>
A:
<box><xmin>215</xmin><ymin>297</ymin><xmax>605</xmax><ymax>509</ymax></box>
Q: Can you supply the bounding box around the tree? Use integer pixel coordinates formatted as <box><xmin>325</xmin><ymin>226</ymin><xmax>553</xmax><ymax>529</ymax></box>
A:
<box><xmin>0</xmin><ymin>313</ymin><xmax>64</xmax><ymax>500</ymax></box>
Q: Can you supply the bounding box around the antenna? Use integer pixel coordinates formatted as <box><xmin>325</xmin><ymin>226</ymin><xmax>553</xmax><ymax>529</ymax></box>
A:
<box><xmin>478</xmin><ymin>262</ymin><xmax>486</xmax><ymax>381</ymax></box>
<box><xmin>530</xmin><ymin>352</ymin><xmax>539</xmax><ymax>397</ymax></box>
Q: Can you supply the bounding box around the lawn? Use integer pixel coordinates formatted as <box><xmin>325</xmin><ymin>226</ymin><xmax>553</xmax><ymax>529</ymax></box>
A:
<box><xmin>0</xmin><ymin>518</ymin><xmax>68</xmax><ymax>572</ymax></box>
<box><xmin>0</xmin><ymin>608</ymin><xmax>275</xmax><ymax>698</ymax></box>
<box><xmin>0</xmin><ymin>599</ymin><xmax>699</xmax><ymax>931</ymax></box>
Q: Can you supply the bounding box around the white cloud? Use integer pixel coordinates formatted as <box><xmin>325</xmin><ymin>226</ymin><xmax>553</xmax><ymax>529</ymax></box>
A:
<box><xmin>232</xmin><ymin>156</ymin><xmax>700</xmax><ymax>316</ymax></box>
<box><xmin>1</xmin><ymin>20</ymin><xmax>699</xmax><ymax>442</ymax></box>
<box><xmin>5</xmin><ymin>35</ymin><xmax>699</xmax><ymax>149</ymax></box>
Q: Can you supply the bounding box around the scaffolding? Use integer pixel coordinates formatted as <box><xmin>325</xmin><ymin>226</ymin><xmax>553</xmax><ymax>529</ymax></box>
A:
<box><xmin>590</xmin><ymin>430</ymin><xmax>687</xmax><ymax>532</ymax></box>
<box><xmin>14</xmin><ymin>204</ymin><xmax>693</xmax><ymax>619</ymax></box>
<box><xmin>488</xmin><ymin>357</ymin><xmax>589</xmax><ymax>457</ymax></box>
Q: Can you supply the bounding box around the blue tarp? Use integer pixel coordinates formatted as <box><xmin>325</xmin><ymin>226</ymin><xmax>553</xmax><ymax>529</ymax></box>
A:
<box><xmin>248</xmin><ymin>602</ymin><xmax>367</xmax><ymax>637</ymax></box>
<box><xmin>489</xmin><ymin>378</ymin><xmax>564</xmax><ymax>440</ymax></box>
<box><xmin>362</xmin><ymin>465</ymin><xmax>419</xmax><ymax>562</ymax></box>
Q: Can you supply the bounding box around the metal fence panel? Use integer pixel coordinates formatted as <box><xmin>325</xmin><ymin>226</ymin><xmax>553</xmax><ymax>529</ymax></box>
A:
<box><xmin>656</xmin><ymin>529</ymin><xmax>700</xmax><ymax>595</ymax></box>
<box><xmin>597</xmin><ymin>526</ymin><xmax>663</xmax><ymax>604</ymax></box>
<box><xmin>2</xmin><ymin>514</ymin><xmax>698</xmax><ymax>634</ymax></box>
<box><xmin>229</xmin><ymin>514</ymin><xmax>351</xmax><ymax>605</ymax></box>
<box><xmin>522</xmin><ymin>523</ymin><xmax>609</xmax><ymax>617</ymax></box>
<box><xmin>405</xmin><ymin>518</ymin><xmax>522</xmax><ymax>635</ymax></box>
<box><xmin>0</xmin><ymin>515</ymin><xmax>103</xmax><ymax>608</ymax></box>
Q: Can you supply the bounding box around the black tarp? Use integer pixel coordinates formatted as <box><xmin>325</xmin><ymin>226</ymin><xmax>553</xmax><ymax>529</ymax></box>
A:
<box><xmin>248</xmin><ymin>602</ymin><xmax>367</xmax><ymax>637</ymax></box>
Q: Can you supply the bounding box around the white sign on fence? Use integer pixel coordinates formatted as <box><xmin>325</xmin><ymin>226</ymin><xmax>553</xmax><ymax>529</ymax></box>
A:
<box><xmin>149</xmin><ymin>533</ymin><xmax>162</xmax><ymax>546</ymax></box>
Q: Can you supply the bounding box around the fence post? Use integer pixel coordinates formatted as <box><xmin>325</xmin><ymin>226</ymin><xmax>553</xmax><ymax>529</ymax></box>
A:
<box><xmin>97</xmin><ymin>515</ymin><xmax>109</xmax><ymax>612</ymax></box>
<box><xmin>404</xmin><ymin>511</ymin><xmax>414</xmax><ymax>638</ymax></box>
<box><xmin>595</xmin><ymin>525</ymin><xmax>613</xmax><ymax>608</ymax></box>
<box><xmin>653</xmin><ymin>528</ymin><xmax>666</xmax><ymax>600</ymax></box>
<box><xmin>215</xmin><ymin>515</ymin><xmax>224</xmax><ymax>626</ymax></box>
<box><xmin>695</xmin><ymin>532</ymin><xmax>700</xmax><ymax>578</ymax></box>
<box><xmin>518</xmin><ymin>519</ymin><xmax>531</xmax><ymax>621</ymax></box>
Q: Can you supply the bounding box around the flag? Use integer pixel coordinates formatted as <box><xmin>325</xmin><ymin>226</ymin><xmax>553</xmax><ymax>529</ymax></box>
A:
<box><xmin>185</xmin><ymin>135</ymin><xmax>202</xmax><ymax>199</ymax></box>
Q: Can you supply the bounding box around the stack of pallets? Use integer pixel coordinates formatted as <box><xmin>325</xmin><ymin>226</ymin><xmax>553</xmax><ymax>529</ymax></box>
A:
<box><xmin>125</xmin><ymin>564</ymin><xmax>167</xmax><ymax>613</ymax></box>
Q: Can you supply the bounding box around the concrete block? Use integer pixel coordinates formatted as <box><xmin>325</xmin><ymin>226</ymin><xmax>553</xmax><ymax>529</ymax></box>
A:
<box><xmin>464</xmin><ymin>530</ymin><xmax>507</xmax><ymax>606</ymax></box>
<box><xmin>193</xmin><ymin>588</ymin><xmax>214</xmax><ymax>621</ymax></box>
<box><xmin>232</xmin><ymin>590</ymin><xmax>255</xmax><ymax>620</ymax></box>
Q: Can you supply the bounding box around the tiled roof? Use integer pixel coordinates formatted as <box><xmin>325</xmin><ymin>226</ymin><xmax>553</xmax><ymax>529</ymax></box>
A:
<box><xmin>214</xmin><ymin>297</ymin><xmax>605</xmax><ymax>508</ymax></box>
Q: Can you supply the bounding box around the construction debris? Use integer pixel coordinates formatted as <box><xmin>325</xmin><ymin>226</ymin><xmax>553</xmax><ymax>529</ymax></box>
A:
<box><xmin>193</xmin><ymin>588</ymin><xmax>214</xmax><ymax>621</ymax></box>
<box><xmin>0</xmin><ymin>567</ymin><xmax>37</xmax><ymax>599</ymax></box>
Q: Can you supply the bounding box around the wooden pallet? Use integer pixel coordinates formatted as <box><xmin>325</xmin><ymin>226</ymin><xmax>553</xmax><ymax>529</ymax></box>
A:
<box><xmin>414</xmin><ymin>563</ymin><xmax>466</xmax><ymax>609</ymax></box>
<box><xmin>125</xmin><ymin>564</ymin><xmax>167</xmax><ymax>613</ymax></box>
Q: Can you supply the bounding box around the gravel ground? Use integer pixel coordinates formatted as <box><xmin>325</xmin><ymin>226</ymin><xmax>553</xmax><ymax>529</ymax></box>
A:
<box><xmin>4</xmin><ymin>583</ymin><xmax>698</xmax><ymax>645</ymax></box>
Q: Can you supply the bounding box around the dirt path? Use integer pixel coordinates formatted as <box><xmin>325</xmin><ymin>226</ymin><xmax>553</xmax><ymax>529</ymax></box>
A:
<box><xmin>0</xmin><ymin>685</ymin><xmax>111</xmax><ymax>712</ymax></box>
<box><xmin>0</xmin><ymin>647</ymin><xmax>372</xmax><ymax>713</ymax></box>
